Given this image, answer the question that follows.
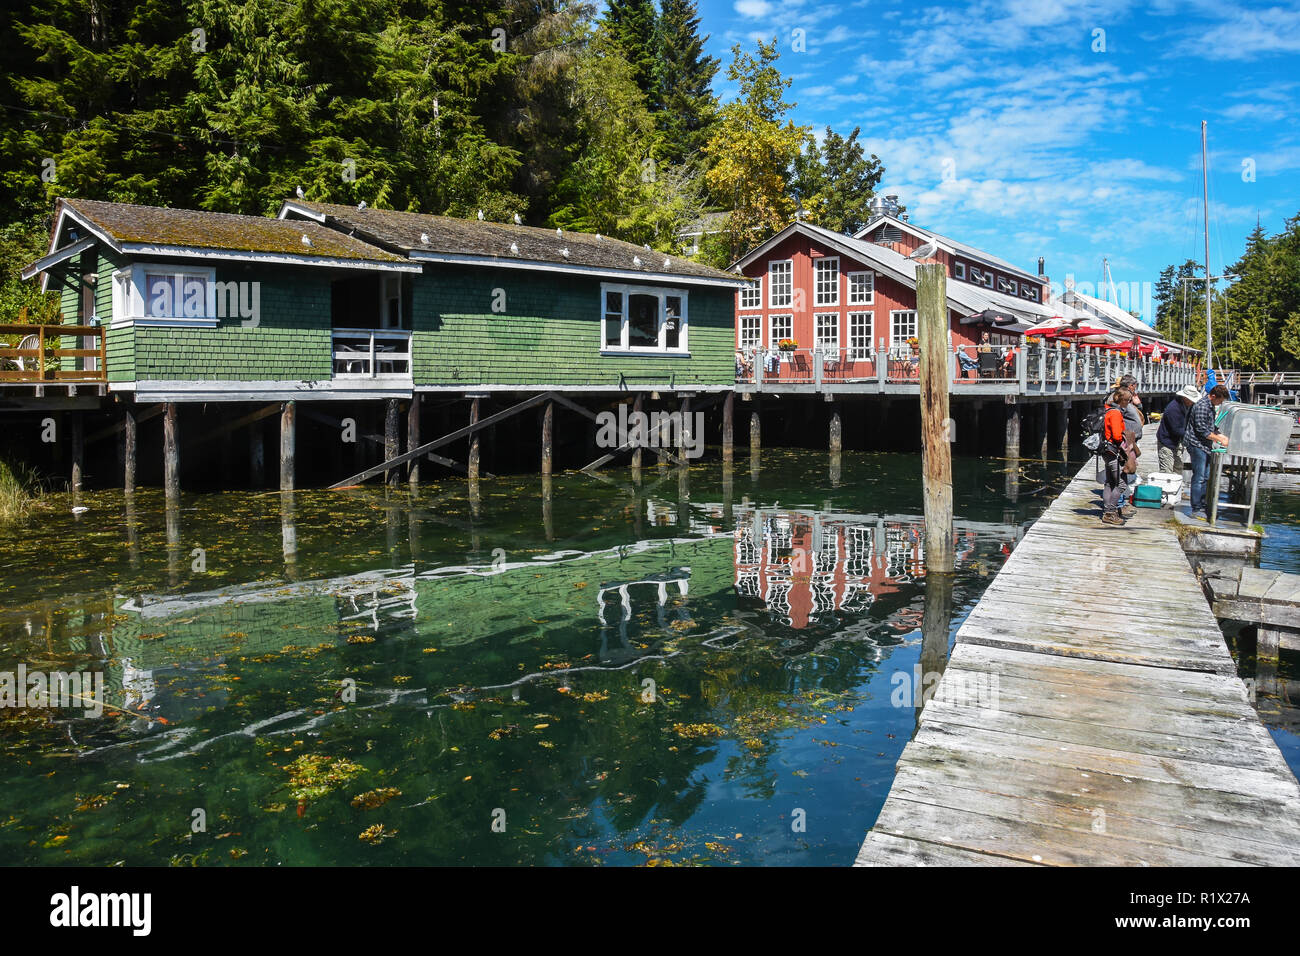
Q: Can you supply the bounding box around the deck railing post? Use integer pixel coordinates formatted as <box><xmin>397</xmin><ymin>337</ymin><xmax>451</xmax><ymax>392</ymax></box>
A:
<box><xmin>877</xmin><ymin>347</ymin><xmax>887</xmax><ymax>390</ymax></box>
<box><xmin>814</xmin><ymin>348</ymin><xmax>823</xmax><ymax>390</ymax></box>
<box><xmin>369</xmin><ymin>332</ymin><xmax>376</xmax><ymax>380</ymax></box>
<box><xmin>1017</xmin><ymin>344</ymin><xmax>1028</xmax><ymax>395</ymax></box>
<box><xmin>755</xmin><ymin>348</ymin><xmax>764</xmax><ymax>389</ymax></box>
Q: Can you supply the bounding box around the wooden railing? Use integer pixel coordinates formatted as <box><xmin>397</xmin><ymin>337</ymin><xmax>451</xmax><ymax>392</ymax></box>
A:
<box><xmin>332</xmin><ymin>328</ymin><xmax>412</xmax><ymax>378</ymax></box>
<box><xmin>738</xmin><ymin>342</ymin><xmax>1198</xmax><ymax>395</ymax></box>
<box><xmin>0</xmin><ymin>323</ymin><xmax>106</xmax><ymax>383</ymax></box>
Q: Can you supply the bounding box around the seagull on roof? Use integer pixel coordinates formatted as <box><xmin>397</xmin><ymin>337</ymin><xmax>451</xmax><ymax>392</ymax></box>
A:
<box><xmin>908</xmin><ymin>241</ymin><xmax>938</xmax><ymax>260</ymax></box>
<box><xmin>357</xmin><ymin>200</ymin><xmax>367</xmax><ymax>211</ymax></box>
<box><xmin>633</xmin><ymin>255</ymin><xmax>642</xmax><ymax>267</ymax></box>
<box><xmin>295</xmin><ymin>186</ymin><xmax>305</xmax><ymax>199</ymax></box>
<box><xmin>513</xmin><ymin>213</ymin><xmax>522</xmax><ymax>225</ymax></box>
<box><xmin>510</xmin><ymin>242</ymin><xmax>519</xmax><ymax>254</ymax></box>
<box><xmin>477</xmin><ymin>209</ymin><xmax>484</xmax><ymax>221</ymax></box>
<box><xmin>420</xmin><ymin>232</ymin><xmax>429</xmax><ymax>244</ymax></box>
<box><xmin>301</xmin><ymin>234</ymin><xmax>312</xmax><ymax>247</ymax></box>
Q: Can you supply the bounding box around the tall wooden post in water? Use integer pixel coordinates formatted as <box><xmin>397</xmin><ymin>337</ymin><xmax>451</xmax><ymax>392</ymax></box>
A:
<box><xmin>384</xmin><ymin>398</ymin><xmax>400</xmax><ymax>486</ymax></box>
<box><xmin>540</xmin><ymin>399</ymin><xmax>554</xmax><ymax>477</ymax></box>
<box><xmin>722</xmin><ymin>391</ymin><xmax>734</xmax><ymax>464</ymax></box>
<box><xmin>163</xmin><ymin>402</ymin><xmax>180</xmax><ymax>502</ymax></box>
<box><xmin>280</xmin><ymin>400</ymin><xmax>296</xmax><ymax>491</ymax></box>
<box><xmin>70</xmin><ymin>413</ymin><xmax>84</xmax><ymax>493</ymax></box>
<box><xmin>407</xmin><ymin>394</ymin><xmax>421</xmax><ymax>489</ymax></box>
<box><xmin>468</xmin><ymin>397</ymin><xmax>481</xmax><ymax>480</ymax></box>
<box><xmin>917</xmin><ymin>262</ymin><xmax>953</xmax><ymax>572</ymax></box>
<box><xmin>123</xmin><ymin>407</ymin><xmax>137</xmax><ymax>492</ymax></box>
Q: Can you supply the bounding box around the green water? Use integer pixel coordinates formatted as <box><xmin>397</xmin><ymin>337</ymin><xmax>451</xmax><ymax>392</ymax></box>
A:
<box><xmin>0</xmin><ymin>450</ymin><xmax>1073</xmax><ymax>866</ymax></box>
<box><xmin>1242</xmin><ymin>487</ymin><xmax>1300</xmax><ymax>776</ymax></box>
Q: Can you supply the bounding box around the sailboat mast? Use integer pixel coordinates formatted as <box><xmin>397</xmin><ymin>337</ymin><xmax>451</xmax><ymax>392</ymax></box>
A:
<box><xmin>1202</xmin><ymin>121</ymin><xmax>1213</xmax><ymax>369</ymax></box>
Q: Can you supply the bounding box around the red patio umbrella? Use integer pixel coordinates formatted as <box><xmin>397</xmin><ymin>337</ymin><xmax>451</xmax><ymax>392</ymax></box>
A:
<box><xmin>1055</xmin><ymin>324</ymin><xmax>1112</xmax><ymax>338</ymax></box>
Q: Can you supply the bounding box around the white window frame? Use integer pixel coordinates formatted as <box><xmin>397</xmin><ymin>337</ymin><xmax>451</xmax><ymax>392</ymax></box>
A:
<box><xmin>739</xmin><ymin>313</ymin><xmax>761</xmax><ymax>350</ymax></box>
<box><xmin>890</xmin><ymin>309</ymin><xmax>918</xmax><ymax>354</ymax></box>
<box><xmin>1026</xmin><ymin>285</ymin><xmax>1039</xmax><ymax>302</ymax></box>
<box><xmin>847</xmin><ymin>270</ymin><xmax>875</xmax><ymax>305</ymax></box>
<box><xmin>111</xmin><ymin>263</ymin><xmax>220</xmax><ymax>328</ymax></box>
<box><xmin>769</xmin><ymin>313</ymin><xmax>793</xmax><ymax>348</ymax></box>
<box><xmin>813</xmin><ymin>256</ymin><xmax>839</xmax><ymax>306</ymax></box>
<box><xmin>769</xmin><ymin>259</ymin><xmax>793</xmax><ymax>308</ymax></box>
<box><xmin>968</xmin><ymin>266</ymin><xmax>981</xmax><ymax>285</ymax></box>
<box><xmin>982</xmin><ymin>270</ymin><xmax>994</xmax><ymax>289</ymax></box>
<box><xmin>814</xmin><ymin>312</ymin><xmax>839</xmax><ymax>351</ymax></box>
<box><xmin>1008</xmin><ymin>279</ymin><xmax>1018</xmax><ymax>296</ymax></box>
<box><xmin>953</xmin><ymin>261</ymin><xmax>966</xmax><ymax>281</ymax></box>
<box><xmin>599</xmin><ymin>283</ymin><xmax>689</xmax><ymax>355</ymax></box>
<box><xmin>848</xmin><ymin>311</ymin><xmax>873</xmax><ymax>360</ymax></box>
<box><xmin>739</xmin><ymin>277</ymin><xmax>762</xmax><ymax>310</ymax></box>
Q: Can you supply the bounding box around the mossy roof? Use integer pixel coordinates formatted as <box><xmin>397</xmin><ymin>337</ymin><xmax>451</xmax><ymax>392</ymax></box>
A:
<box><xmin>61</xmin><ymin>198</ymin><xmax>409</xmax><ymax>262</ymax></box>
<box><xmin>282</xmin><ymin>201</ymin><xmax>742</xmax><ymax>283</ymax></box>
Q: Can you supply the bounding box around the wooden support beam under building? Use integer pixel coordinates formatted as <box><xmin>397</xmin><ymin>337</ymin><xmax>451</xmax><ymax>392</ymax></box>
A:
<box><xmin>407</xmin><ymin>395</ymin><xmax>421</xmax><ymax>488</ymax></box>
<box><xmin>329</xmin><ymin>392</ymin><xmax>553</xmax><ymax>489</ymax></box>
<box><xmin>123</xmin><ymin>406</ymin><xmax>137</xmax><ymax>492</ymax></box>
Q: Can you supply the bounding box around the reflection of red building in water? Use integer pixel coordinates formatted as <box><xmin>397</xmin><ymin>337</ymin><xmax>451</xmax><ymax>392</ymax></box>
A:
<box><xmin>733</xmin><ymin>510</ymin><xmax>980</xmax><ymax>629</ymax></box>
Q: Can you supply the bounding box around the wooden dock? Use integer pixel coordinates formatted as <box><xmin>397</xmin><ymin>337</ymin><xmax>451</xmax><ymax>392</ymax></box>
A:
<box><xmin>856</xmin><ymin>432</ymin><xmax>1300</xmax><ymax>866</ymax></box>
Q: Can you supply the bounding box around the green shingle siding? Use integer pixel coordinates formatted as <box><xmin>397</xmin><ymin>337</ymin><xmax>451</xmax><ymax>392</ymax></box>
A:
<box><xmin>410</xmin><ymin>266</ymin><xmax>732</xmax><ymax>387</ymax></box>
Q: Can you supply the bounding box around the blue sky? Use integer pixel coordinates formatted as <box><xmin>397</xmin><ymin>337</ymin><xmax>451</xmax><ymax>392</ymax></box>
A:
<box><xmin>693</xmin><ymin>0</ymin><xmax>1300</xmax><ymax>323</ymax></box>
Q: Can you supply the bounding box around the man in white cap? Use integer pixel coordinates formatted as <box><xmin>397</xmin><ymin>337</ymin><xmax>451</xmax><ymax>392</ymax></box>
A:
<box><xmin>1156</xmin><ymin>384</ymin><xmax>1201</xmax><ymax>475</ymax></box>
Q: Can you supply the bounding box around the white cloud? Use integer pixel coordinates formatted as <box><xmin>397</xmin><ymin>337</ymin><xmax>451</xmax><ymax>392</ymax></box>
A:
<box><xmin>734</xmin><ymin>0</ymin><xmax>776</xmax><ymax>18</ymax></box>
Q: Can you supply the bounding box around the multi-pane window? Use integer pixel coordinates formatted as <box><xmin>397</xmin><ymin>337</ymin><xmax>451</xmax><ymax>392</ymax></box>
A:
<box><xmin>814</xmin><ymin>256</ymin><xmax>839</xmax><ymax>305</ymax></box>
<box><xmin>604</xmin><ymin>289</ymin><xmax>623</xmax><ymax>347</ymax></box>
<box><xmin>600</xmin><ymin>284</ymin><xmax>688</xmax><ymax>352</ymax></box>
<box><xmin>847</xmin><ymin>271</ymin><xmax>874</xmax><ymax>304</ymax></box>
<box><xmin>144</xmin><ymin>272</ymin><xmax>211</xmax><ymax>319</ymax></box>
<box><xmin>739</xmin><ymin>313</ymin><xmax>761</xmax><ymax>350</ymax></box>
<box><xmin>953</xmin><ymin>261</ymin><xmax>966</xmax><ymax>280</ymax></box>
<box><xmin>848</xmin><ymin>312</ymin><xmax>873</xmax><ymax>360</ymax></box>
<box><xmin>770</xmin><ymin>313</ymin><xmax>793</xmax><ymax>347</ymax></box>
<box><xmin>891</xmin><ymin>310</ymin><xmax>918</xmax><ymax>351</ymax></box>
<box><xmin>739</xmin><ymin>277</ymin><xmax>762</xmax><ymax>309</ymax></box>
<box><xmin>769</xmin><ymin>260</ymin><xmax>793</xmax><ymax>307</ymax></box>
<box><xmin>814</xmin><ymin>313</ymin><xmax>839</xmax><ymax>351</ymax></box>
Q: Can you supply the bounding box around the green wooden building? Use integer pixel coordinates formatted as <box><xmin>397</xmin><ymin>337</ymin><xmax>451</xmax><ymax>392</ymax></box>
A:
<box><xmin>15</xmin><ymin>198</ymin><xmax>744</xmax><ymax>489</ymax></box>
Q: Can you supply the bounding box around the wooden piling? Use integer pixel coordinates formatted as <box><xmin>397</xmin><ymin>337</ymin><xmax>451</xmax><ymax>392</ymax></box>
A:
<box><xmin>70</xmin><ymin>412</ymin><xmax>84</xmax><ymax>492</ymax></box>
<box><xmin>1038</xmin><ymin>403</ymin><xmax>1049</xmax><ymax>459</ymax></box>
<box><xmin>280</xmin><ymin>400</ymin><xmax>295</xmax><ymax>492</ymax></box>
<box><xmin>123</xmin><ymin>407</ymin><xmax>137</xmax><ymax>493</ymax></box>
<box><xmin>163</xmin><ymin>402</ymin><xmax>179</xmax><ymax>502</ymax></box>
<box><xmin>249</xmin><ymin>418</ymin><xmax>264</xmax><ymax>487</ymax></box>
<box><xmin>680</xmin><ymin>395</ymin><xmax>692</xmax><ymax>459</ymax></box>
<box><xmin>630</xmin><ymin>393</ymin><xmax>643</xmax><ymax>478</ymax></box>
<box><xmin>541</xmin><ymin>399</ymin><xmax>554</xmax><ymax>477</ymax></box>
<box><xmin>468</xmin><ymin>397</ymin><xmax>481</xmax><ymax>480</ymax></box>
<box><xmin>722</xmin><ymin>391</ymin><xmax>734</xmax><ymax>464</ymax></box>
<box><xmin>1005</xmin><ymin>401</ymin><xmax>1021</xmax><ymax>458</ymax></box>
<box><xmin>407</xmin><ymin>394</ymin><xmax>421</xmax><ymax>489</ymax></box>
<box><xmin>1056</xmin><ymin>401</ymin><xmax>1071</xmax><ymax>459</ymax></box>
<box><xmin>384</xmin><ymin>398</ymin><xmax>400</xmax><ymax>486</ymax></box>
<box><xmin>750</xmin><ymin>407</ymin><xmax>761</xmax><ymax>452</ymax></box>
<box><xmin>917</xmin><ymin>262</ymin><xmax>953</xmax><ymax>572</ymax></box>
<box><xmin>828</xmin><ymin>403</ymin><xmax>843</xmax><ymax>454</ymax></box>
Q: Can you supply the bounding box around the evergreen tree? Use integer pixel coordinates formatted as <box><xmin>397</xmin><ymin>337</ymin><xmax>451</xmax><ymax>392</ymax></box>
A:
<box><xmin>602</xmin><ymin>0</ymin><xmax>659</xmax><ymax>110</ymax></box>
<box><xmin>655</xmin><ymin>0</ymin><xmax>718</xmax><ymax>165</ymax></box>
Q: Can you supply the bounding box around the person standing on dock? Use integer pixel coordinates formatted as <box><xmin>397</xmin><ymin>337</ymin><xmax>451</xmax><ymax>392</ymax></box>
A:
<box><xmin>1109</xmin><ymin>376</ymin><xmax>1145</xmax><ymax>516</ymax></box>
<box><xmin>1156</xmin><ymin>384</ymin><xmax>1200</xmax><ymax>475</ymax></box>
<box><xmin>1185</xmin><ymin>384</ymin><xmax>1231</xmax><ymax>520</ymax></box>
<box><xmin>1100</xmin><ymin>388</ymin><xmax>1135</xmax><ymax>526</ymax></box>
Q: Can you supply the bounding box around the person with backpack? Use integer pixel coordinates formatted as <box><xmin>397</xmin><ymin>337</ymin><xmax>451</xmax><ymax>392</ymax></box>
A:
<box><xmin>1097</xmin><ymin>388</ymin><xmax>1135</xmax><ymax>526</ymax></box>
<box><xmin>1104</xmin><ymin>377</ymin><xmax>1144</xmax><ymax>516</ymax></box>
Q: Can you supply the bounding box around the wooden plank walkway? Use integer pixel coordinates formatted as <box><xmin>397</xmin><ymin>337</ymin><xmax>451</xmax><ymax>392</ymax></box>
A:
<box><xmin>856</xmin><ymin>431</ymin><xmax>1300</xmax><ymax>866</ymax></box>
